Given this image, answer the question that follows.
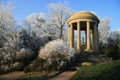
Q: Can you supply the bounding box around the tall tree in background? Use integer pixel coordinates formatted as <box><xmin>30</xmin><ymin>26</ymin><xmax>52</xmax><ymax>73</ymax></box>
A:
<box><xmin>23</xmin><ymin>13</ymin><xmax>46</xmax><ymax>36</ymax></box>
<box><xmin>99</xmin><ymin>17</ymin><xmax>111</xmax><ymax>43</ymax></box>
<box><xmin>48</xmin><ymin>2</ymin><xmax>73</xmax><ymax>39</ymax></box>
<box><xmin>24</xmin><ymin>13</ymin><xmax>59</xmax><ymax>36</ymax></box>
<box><xmin>0</xmin><ymin>1</ymin><xmax>15</xmax><ymax>36</ymax></box>
<box><xmin>0</xmin><ymin>1</ymin><xmax>15</xmax><ymax>47</ymax></box>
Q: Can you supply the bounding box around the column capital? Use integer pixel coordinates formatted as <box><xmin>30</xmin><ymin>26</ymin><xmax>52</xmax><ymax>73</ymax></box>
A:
<box><xmin>87</xmin><ymin>21</ymin><xmax>90</xmax><ymax>24</ymax></box>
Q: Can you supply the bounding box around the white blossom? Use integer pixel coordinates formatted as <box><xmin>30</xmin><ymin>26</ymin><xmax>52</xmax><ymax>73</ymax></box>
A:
<box><xmin>99</xmin><ymin>17</ymin><xmax>112</xmax><ymax>43</ymax></box>
<box><xmin>38</xmin><ymin>39</ymin><xmax>75</xmax><ymax>70</ymax></box>
<box><xmin>16</xmin><ymin>48</ymin><xmax>34</xmax><ymax>60</ymax></box>
<box><xmin>38</xmin><ymin>39</ymin><xmax>74</xmax><ymax>59</ymax></box>
<box><xmin>0</xmin><ymin>1</ymin><xmax>15</xmax><ymax>35</ymax></box>
<box><xmin>23</xmin><ymin>13</ymin><xmax>47</xmax><ymax>35</ymax></box>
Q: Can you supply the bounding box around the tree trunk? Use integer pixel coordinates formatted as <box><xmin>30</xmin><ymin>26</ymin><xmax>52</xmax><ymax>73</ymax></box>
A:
<box><xmin>59</xmin><ymin>27</ymin><xmax>63</xmax><ymax>39</ymax></box>
<box><xmin>29</xmin><ymin>26</ymin><xmax>31</xmax><ymax>36</ymax></box>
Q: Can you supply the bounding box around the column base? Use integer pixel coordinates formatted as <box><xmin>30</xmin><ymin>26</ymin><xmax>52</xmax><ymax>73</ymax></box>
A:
<box><xmin>77</xmin><ymin>49</ymin><xmax>81</xmax><ymax>51</ymax></box>
<box><xmin>75</xmin><ymin>48</ymin><xmax>81</xmax><ymax>54</ymax></box>
<box><xmin>84</xmin><ymin>49</ymin><xmax>100</xmax><ymax>53</ymax></box>
<box><xmin>84</xmin><ymin>49</ymin><xmax>95</xmax><ymax>53</ymax></box>
<box><xmin>75</xmin><ymin>48</ymin><xmax>99</xmax><ymax>53</ymax></box>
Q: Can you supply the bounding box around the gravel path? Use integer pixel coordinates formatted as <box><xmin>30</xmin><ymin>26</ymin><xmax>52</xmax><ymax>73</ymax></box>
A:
<box><xmin>0</xmin><ymin>72</ymin><xmax>24</xmax><ymax>80</ymax></box>
<box><xmin>49</xmin><ymin>64</ymin><xmax>81</xmax><ymax>80</ymax></box>
<box><xmin>49</xmin><ymin>71</ymin><xmax>77</xmax><ymax>80</ymax></box>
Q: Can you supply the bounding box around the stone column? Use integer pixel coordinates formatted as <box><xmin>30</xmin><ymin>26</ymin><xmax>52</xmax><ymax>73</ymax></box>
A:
<box><xmin>70</xmin><ymin>24</ymin><xmax>74</xmax><ymax>48</ymax></box>
<box><xmin>68</xmin><ymin>25</ymin><xmax>70</xmax><ymax>46</ymax></box>
<box><xmin>93</xmin><ymin>24</ymin><xmax>98</xmax><ymax>51</ymax></box>
<box><xmin>86</xmin><ymin>21</ymin><xmax>90</xmax><ymax>50</ymax></box>
<box><xmin>85</xmin><ymin>30</ymin><xmax>87</xmax><ymax>48</ymax></box>
<box><xmin>96</xmin><ymin>24</ymin><xmax>99</xmax><ymax>51</ymax></box>
<box><xmin>91</xmin><ymin>30</ymin><xmax>94</xmax><ymax>49</ymax></box>
<box><xmin>73</xmin><ymin>28</ymin><xmax>74</xmax><ymax>48</ymax></box>
<box><xmin>77</xmin><ymin>21</ymin><xmax>80</xmax><ymax>50</ymax></box>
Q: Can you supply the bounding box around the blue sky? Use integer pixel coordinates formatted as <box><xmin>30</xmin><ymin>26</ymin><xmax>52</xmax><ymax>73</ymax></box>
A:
<box><xmin>3</xmin><ymin>0</ymin><xmax>120</xmax><ymax>31</ymax></box>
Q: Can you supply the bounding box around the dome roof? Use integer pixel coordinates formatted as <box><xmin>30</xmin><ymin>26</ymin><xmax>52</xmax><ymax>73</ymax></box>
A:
<box><xmin>68</xmin><ymin>11</ymin><xmax>99</xmax><ymax>23</ymax></box>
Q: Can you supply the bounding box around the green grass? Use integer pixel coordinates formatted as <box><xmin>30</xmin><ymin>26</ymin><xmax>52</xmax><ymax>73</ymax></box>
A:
<box><xmin>71</xmin><ymin>60</ymin><xmax>120</xmax><ymax>80</ymax></box>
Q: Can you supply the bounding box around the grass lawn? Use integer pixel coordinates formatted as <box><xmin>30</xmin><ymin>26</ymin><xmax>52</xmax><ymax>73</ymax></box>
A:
<box><xmin>71</xmin><ymin>59</ymin><xmax>120</xmax><ymax>80</ymax></box>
